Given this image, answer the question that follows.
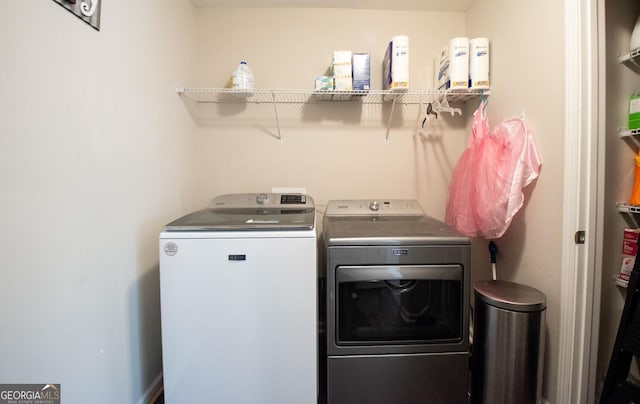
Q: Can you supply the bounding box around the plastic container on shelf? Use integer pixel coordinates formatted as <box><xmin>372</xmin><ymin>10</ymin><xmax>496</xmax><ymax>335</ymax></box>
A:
<box><xmin>448</xmin><ymin>37</ymin><xmax>469</xmax><ymax>90</ymax></box>
<box><xmin>630</xmin><ymin>150</ymin><xmax>640</xmax><ymax>205</ymax></box>
<box><xmin>630</xmin><ymin>93</ymin><xmax>640</xmax><ymax>130</ymax></box>
<box><xmin>231</xmin><ymin>61</ymin><xmax>254</xmax><ymax>96</ymax></box>
<box><xmin>631</xmin><ymin>13</ymin><xmax>640</xmax><ymax>51</ymax></box>
<box><xmin>469</xmin><ymin>37</ymin><xmax>490</xmax><ymax>90</ymax></box>
<box><xmin>383</xmin><ymin>35</ymin><xmax>409</xmax><ymax>92</ymax></box>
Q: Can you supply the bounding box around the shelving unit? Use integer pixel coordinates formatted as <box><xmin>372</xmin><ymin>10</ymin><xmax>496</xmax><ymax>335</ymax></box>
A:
<box><xmin>176</xmin><ymin>87</ymin><xmax>489</xmax><ymax>141</ymax></box>
<box><xmin>617</xmin><ymin>202</ymin><xmax>640</xmax><ymax>215</ymax></box>
<box><xmin>618</xmin><ymin>48</ymin><xmax>640</xmax><ymax>224</ymax></box>
<box><xmin>614</xmin><ymin>49</ymin><xmax>640</xmax><ymax>288</ymax></box>
<box><xmin>616</xmin><ymin>203</ymin><xmax>640</xmax><ymax>228</ymax></box>
<box><xmin>176</xmin><ymin>87</ymin><xmax>487</xmax><ymax>105</ymax></box>
<box><xmin>613</xmin><ymin>274</ymin><xmax>629</xmax><ymax>288</ymax></box>
<box><xmin>618</xmin><ymin>49</ymin><xmax>640</xmax><ymax>146</ymax></box>
<box><xmin>619</xmin><ymin>48</ymin><xmax>640</xmax><ymax>73</ymax></box>
<box><xmin>617</xmin><ymin>50</ymin><xmax>640</xmax><ymax>220</ymax></box>
<box><xmin>619</xmin><ymin>128</ymin><xmax>640</xmax><ymax>138</ymax></box>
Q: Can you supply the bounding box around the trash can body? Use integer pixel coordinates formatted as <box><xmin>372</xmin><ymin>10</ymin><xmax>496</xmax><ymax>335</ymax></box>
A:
<box><xmin>471</xmin><ymin>280</ymin><xmax>546</xmax><ymax>404</ymax></box>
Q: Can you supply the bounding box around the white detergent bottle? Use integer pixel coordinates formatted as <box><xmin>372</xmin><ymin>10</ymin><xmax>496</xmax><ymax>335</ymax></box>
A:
<box><xmin>232</xmin><ymin>61</ymin><xmax>254</xmax><ymax>95</ymax></box>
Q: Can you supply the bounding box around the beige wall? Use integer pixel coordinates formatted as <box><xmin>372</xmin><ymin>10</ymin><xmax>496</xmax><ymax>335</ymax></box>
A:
<box><xmin>0</xmin><ymin>1</ymin><xmax>197</xmax><ymax>402</ymax></box>
<box><xmin>195</xmin><ymin>4</ymin><xmax>565</xmax><ymax>403</ymax></box>
<box><xmin>598</xmin><ymin>0</ymin><xmax>640</xmax><ymax>397</ymax></box>
<box><xmin>192</xmin><ymin>8</ymin><xmax>470</xmax><ymax>220</ymax></box>
<box><xmin>0</xmin><ymin>1</ymin><xmax>574</xmax><ymax>402</ymax></box>
<box><xmin>466</xmin><ymin>1</ymin><xmax>565</xmax><ymax>402</ymax></box>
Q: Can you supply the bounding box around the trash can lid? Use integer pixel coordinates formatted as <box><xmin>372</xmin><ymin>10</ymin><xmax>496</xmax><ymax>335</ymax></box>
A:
<box><xmin>474</xmin><ymin>280</ymin><xmax>546</xmax><ymax>312</ymax></box>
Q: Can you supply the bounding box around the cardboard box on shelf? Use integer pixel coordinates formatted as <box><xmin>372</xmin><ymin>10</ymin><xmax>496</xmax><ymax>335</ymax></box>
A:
<box><xmin>619</xmin><ymin>228</ymin><xmax>640</xmax><ymax>282</ymax></box>
<box><xmin>314</xmin><ymin>76</ymin><xmax>334</xmax><ymax>100</ymax></box>
<box><xmin>352</xmin><ymin>53</ymin><xmax>370</xmax><ymax>92</ymax></box>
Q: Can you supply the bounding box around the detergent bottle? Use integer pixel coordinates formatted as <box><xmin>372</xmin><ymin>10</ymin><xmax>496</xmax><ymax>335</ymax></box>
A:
<box><xmin>231</xmin><ymin>61</ymin><xmax>254</xmax><ymax>94</ymax></box>
<box><xmin>630</xmin><ymin>150</ymin><xmax>640</xmax><ymax>205</ymax></box>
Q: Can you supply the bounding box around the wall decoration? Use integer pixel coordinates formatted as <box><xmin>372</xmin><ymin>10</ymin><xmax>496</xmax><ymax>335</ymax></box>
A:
<box><xmin>53</xmin><ymin>0</ymin><xmax>101</xmax><ymax>31</ymax></box>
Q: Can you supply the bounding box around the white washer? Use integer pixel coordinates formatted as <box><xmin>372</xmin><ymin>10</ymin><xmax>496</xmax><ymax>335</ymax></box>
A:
<box><xmin>159</xmin><ymin>193</ymin><xmax>317</xmax><ymax>404</ymax></box>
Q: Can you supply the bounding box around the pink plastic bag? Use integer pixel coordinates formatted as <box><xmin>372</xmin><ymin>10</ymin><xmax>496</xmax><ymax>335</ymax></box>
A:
<box><xmin>445</xmin><ymin>100</ymin><xmax>491</xmax><ymax>237</ymax></box>
<box><xmin>445</xmin><ymin>101</ymin><xmax>541</xmax><ymax>239</ymax></box>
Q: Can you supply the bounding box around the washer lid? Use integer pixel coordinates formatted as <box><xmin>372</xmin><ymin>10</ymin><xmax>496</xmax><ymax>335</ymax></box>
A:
<box><xmin>164</xmin><ymin>193</ymin><xmax>315</xmax><ymax>231</ymax></box>
<box><xmin>474</xmin><ymin>280</ymin><xmax>546</xmax><ymax>312</ymax></box>
<box><xmin>323</xmin><ymin>214</ymin><xmax>469</xmax><ymax>245</ymax></box>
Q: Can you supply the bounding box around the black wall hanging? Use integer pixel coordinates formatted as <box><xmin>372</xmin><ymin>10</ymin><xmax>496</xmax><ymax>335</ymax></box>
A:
<box><xmin>53</xmin><ymin>0</ymin><xmax>101</xmax><ymax>31</ymax></box>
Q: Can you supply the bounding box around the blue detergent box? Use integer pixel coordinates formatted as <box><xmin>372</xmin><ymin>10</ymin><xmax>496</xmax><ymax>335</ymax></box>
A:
<box><xmin>352</xmin><ymin>53</ymin><xmax>370</xmax><ymax>92</ymax></box>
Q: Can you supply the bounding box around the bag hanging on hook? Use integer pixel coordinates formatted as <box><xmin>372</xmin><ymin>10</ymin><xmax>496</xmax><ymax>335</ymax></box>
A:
<box><xmin>445</xmin><ymin>102</ymin><xmax>541</xmax><ymax>239</ymax></box>
<box><xmin>445</xmin><ymin>99</ymin><xmax>490</xmax><ymax>237</ymax></box>
<box><xmin>474</xmin><ymin>115</ymin><xmax>540</xmax><ymax>239</ymax></box>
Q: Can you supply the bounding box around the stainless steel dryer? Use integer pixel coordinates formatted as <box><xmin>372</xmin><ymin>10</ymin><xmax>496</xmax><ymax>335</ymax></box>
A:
<box><xmin>322</xmin><ymin>199</ymin><xmax>470</xmax><ymax>404</ymax></box>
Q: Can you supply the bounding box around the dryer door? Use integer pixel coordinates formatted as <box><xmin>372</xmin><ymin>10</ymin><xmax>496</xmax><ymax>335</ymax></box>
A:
<box><xmin>334</xmin><ymin>265</ymin><xmax>462</xmax><ymax>349</ymax></box>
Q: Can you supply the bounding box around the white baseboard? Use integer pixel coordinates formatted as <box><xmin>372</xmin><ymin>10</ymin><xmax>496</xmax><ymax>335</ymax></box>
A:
<box><xmin>137</xmin><ymin>372</ymin><xmax>163</xmax><ymax>404</ymax></box>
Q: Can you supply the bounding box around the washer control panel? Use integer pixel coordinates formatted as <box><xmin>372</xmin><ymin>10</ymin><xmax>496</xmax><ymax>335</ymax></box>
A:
<box><xmin>208</xmin><ymin>193</ymin><xmax>311</xmax><ymax>209</ymax></box>
<box><xmin>325</xmin><ymin>199</ymin><xmax>424</xmax><ymax>216</ymax></box>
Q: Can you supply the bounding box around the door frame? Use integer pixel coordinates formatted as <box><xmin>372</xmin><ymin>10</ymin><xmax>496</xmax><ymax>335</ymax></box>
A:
<box><xmin>557</xmin><ymin>0</ymin><xmax>604</xmax><ymax>403</ymax></box>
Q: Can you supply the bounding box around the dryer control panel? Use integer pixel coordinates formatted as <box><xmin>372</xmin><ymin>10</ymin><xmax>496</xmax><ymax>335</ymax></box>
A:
<box><xmin>325</xmin><ymin>199</ymin><xmax>424</xmax><ymax>216</ymax></box>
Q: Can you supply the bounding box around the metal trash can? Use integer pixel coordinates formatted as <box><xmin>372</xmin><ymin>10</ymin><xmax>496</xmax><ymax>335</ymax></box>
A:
<box><xmin>471</xmin><ymin>280</ymin><xmax>546</xmax><ymax>404</ymax></box>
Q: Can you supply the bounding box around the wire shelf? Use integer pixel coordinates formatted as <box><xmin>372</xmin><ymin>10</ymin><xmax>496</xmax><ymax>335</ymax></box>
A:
<box><xmin>176</xmin><ymin>87</ymin><xmax>489</xmax><ymax>105</ymax></box>
<box><xmin>619</xmin><ymin>48</ymin><xmax>640</xmax><ymax>73</ymax></box>
<box><xmin>176</xmin><ymin>86</ymin><xmax>490</xmax><ymax>141</ymax></box>
<box><xmin>617</xmin><ymin>202</ymin><xmax>640</xmax><ymax>214</ymax></box>
<box><xmin>619</xmin><ymin>128</ymin><xmax>640</xmax><ymax>138</ymax></box>
<box><xmin>613</xmin><ymin>274</ymin><xmax>629</xmax><ymax>288</ymax></box>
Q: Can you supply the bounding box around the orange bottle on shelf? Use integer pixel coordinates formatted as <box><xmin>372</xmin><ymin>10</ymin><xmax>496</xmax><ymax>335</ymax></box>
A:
<box><xmin>630</xmin><ymin>151</ymin><xmax>640</xmax><ymax>205</ymax></box>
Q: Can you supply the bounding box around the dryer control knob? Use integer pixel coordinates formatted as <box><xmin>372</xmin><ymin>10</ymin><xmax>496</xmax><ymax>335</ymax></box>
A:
<box><xmin>256</xmin><ymin>193</ymin><xmax>269</xmax><ymax>205</ymax></box>
<box><xmin>369</xmin><ymin>201</ymin><xmax>380</xmax><ymax>211</ymax></box>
